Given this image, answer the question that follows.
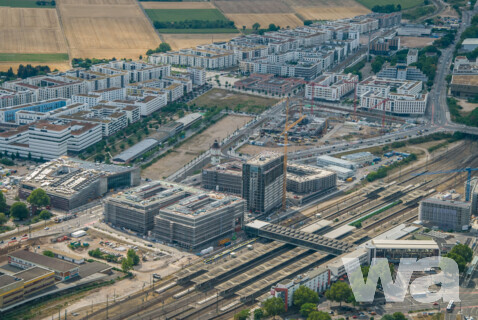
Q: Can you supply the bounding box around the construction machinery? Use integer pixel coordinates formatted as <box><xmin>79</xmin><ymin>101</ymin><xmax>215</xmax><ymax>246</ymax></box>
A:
<box><xmin>281</xmin><ymin>99</ymin><xmax>306</xmax><ymax>211</ymax></box>
<box><xmin>412</xmin><ymin>168</ymin><xmax>478</xmax><ymax>201</ymax></box>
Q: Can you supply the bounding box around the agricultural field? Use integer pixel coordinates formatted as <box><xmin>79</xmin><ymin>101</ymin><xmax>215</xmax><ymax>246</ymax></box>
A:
<box><xmin>216</xmin><ymin>0</ymin><xmax>369</xmax><ymax>28</ymax></box>
<box><xmin>0</xmin><ymin>7</ymin><xmax>69</xmax><ymax>67</ymax></box>
<box><xmin>142</xmin><ymin>115</ymin><xmax>253</xmax><ymax>179</ymax></box>
<box><xmin>140</xmin><ymin>1</ymin><xmax>215</xmax><ymax>9</ymax></box>
<box><xmin>145</xmin><ymin>8</ymin><xmax>237</xmax><ymax>33</ymax></box>
<box><xmin>0</xmin><ymin>0</ymin><xmax>55</xmax><ymax>8</ymax></box>
<box><xmin>58</xmin><ymin>0</ymin><xmax>160</xmax><ymax>59</ymax></box>
<box><xmin>355</xmin><ymin>0</ymin><xmax>424</xmax><ymax>10</ymax></box>
<box><xmin>161</xmin><ymin>33</ymin><xmax>238</xmax><ymax>50</ymax></box>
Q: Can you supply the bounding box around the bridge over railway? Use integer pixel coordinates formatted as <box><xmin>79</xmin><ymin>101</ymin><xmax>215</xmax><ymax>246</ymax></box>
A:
<box><xmin>244</xmin><ymin>221</ymin><xmax>353</xmax><ymax>255</ymax></box>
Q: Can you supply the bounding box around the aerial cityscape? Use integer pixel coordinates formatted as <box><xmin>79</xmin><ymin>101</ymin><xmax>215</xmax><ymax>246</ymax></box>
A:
<box><xmin>1</xmin><ymin>0</ymin><xmax>478</xmax><ymax>319</ymax></box>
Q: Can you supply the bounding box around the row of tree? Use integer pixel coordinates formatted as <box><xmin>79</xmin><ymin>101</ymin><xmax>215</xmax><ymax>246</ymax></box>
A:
<box><xmin>146</xmin><ymin>43</ymin><xmax>172</xmax><ymax>56</ymax></box>
<box><xmin>0</xmin><ymin>65</ymin><xmax>51</xmax><ymax>83</ymax></box>
<box><xmin>152</xmin><ymin>20</ymin><xmax>235</xmax><ymax>30</ymax></box>
<box><xmin>371</xmin><ymin>4</ymin><xmax>401</xmax><ymax>13</ymax></box>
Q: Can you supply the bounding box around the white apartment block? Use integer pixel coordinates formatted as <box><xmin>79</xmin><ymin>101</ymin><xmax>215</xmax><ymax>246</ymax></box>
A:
<box><xmin>0</xmin><ymin>88</ymin><xmax>38</xmax><ymax>108</ymax></box>
<box><xmin>360</xmin><ymin>91</ymin><xmax>428</xmax><ymax>115</ymax></box>
<box><xmin>72</xmin><ymin>94</ymin><xmax>102</xmax><ymax>107</ymax></box>
<box><xmin>68</xmin><ymin>121</ymin><xmax>102</xmax><ymax>153</ymax></box>
<box><xmin>187</xmin><ymin>67</ymin><xmax>206</xmax><ymax>86</ymax></box>
<box><xmin>28</xmin><ymin>122</ymin><xmax>71</xmax><ymax>160</ymax></box>
<box><xmin>94</xmin><ymin>61</ymin><xmax>171</xmax><ymax>82</ymax></box>
<box><xmin>305</xmin><ymin>73</ymin><xmax>358</xmax><ymax>101</ymax></box>
<box><xmin>357</xmin><ymin>76</ymin><xmax>423</xmax><ymax>97</ymax></box>
<box><xmin>90</xmin><ymin>87</ymin><xmax>125</xmax><ymax>101</ymax></box>
<box><xmin>149</xmin><ymin>47</ymin><xmax>236</xmax><ymax>69</ymax></box>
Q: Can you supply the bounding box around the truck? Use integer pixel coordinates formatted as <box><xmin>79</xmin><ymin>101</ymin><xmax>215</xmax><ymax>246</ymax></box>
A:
<box><xmin>346</xmin><ymin>177</ymin><xmax>354</xmax><ymax>182</ymax></box>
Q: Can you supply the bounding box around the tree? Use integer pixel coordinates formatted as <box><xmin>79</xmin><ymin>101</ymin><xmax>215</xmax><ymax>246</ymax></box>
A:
<box><xmin>300</xmin><ymin>302</ymin><xmax>317</xmax><ymax>317</ymax></box>
<box><xmin>293</xmin><ymin>285</ymin><xmax>319</xmax><ymax>307</ymax></box>
<box><xmin>43</xmin><ymin>250</ymin><xmax>55</xmax><ymax>257</ymax></box>
<box><xmin>446</xmin><ymin>252</ymin><xmax>467</xmax><ymax>273</ymax></box>
<box><xmin>38</xmin><ymin>210</ymin><xmax>52</xmax><ymax>220</ymax></box>
<box><xmin>449</xmin><ymin>244</ymin><xmax>473</xmax><ymax>263</ymax></box>
<box><xmin>94</xmin><ymin>153</ymin><xmax>105</xmax><ymax>163</ymax></box>
<box><xmin>121</xmin><ymin>257</ymin><xmax>133</xmax><ymax>272</ymax></box>
<box><xmin>253</xmin><ymin>308</ymin><xmax>264</xmax><ymax>320</ymax></box>
<box><xmin>234</xmin><ymin>309</ymin><xmax>250</xmax><ymax>320</ymax></box>
<box><xmin>159</xmin><ymin>42</ymin><xmax>171</xmax><ymax>52</ymax></box>
<box><xmin>10</xmin><ymin>202</ymin><xmax>29</xmax><ymax>220</ymax></box>
<box><xmin>0</xmin><ymin>191</ymin><xmax>6</xmax><ymax>214</ymax></box>
<box><xmin>127</xmin><ymin>249</ymin><xmax>140</xmax><ymax>266</ymax></box>
<box><xmin>308</xmin><ymin>311</ymin><xmax>331</xmax><ymax>320</ymax></box>
<box><xmin>27</xmin><ymin>188</ymin><xmax>50</xmax><ymax>211</ymax></box>
<box><xmin>252</xmin><ymin>22</ymin><xmax>261</xmax><ymax>31</ymax></box>
<box><xmin>263</xmin><ymin>297</ymin><xmax>285</xmax><ymax>319</ymax></box>
<box><xmin>304</xmin><ymin>20</ymin><xmax>313</xmax><ymax>26</ymax></box>
<box><xmin>0</xmin><ymin>212</ymin><xmax>7</xmax><ymax>225</ymax></box>
<box><xmin>325</xmin><ymin>282</ymin><xmax>354</xmax><ymax>306</ymax></box>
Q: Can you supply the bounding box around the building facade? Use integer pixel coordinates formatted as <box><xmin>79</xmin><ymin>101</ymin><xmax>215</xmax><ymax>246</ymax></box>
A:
<box><xmin>419</xmin><ymin>197</ymin><xmax>471</xmax><ymax>231</ymax></box>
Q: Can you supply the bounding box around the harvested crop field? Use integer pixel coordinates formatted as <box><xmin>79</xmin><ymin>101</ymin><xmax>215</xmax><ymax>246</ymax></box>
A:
<box><xmin>140</xmin><ymin>1</ymin><xmax>215</xmax><ymax>9</ymax></box>
<box><xmin>58</xmin><ymin>0</ymin><xmax>160</xmax><ymax>59</ymax></box>
<box><xmin>161</xmin><ymin>33</ymin><xmax>238</xmax><ymax>50</ymax></box>
<box><xmin>0</xmin><ymin>7</ymin><xmax>68</xmax><ymax>54</ymax></box>
<box><xmin>294</xmin><ymin>6</ymin><xmax>369</xmax><ymax>20</ymax></box>
<box><xmin>142</xmin><ymin>115</ymin><xmax>253</xmax><ymax>179</ymax></box>
<box><xmin>225</xmin><ymin>13</ymin><xmax>303</xmax><ymax>29</ymax></box>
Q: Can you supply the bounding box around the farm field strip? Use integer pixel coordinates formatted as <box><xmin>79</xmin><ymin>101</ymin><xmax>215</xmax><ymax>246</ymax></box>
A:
<box><xmin>355</xmin><ymin>0</ymin><xmax>424</xmax><ymax>9</ymax></box>
<box><xmin>139</xmin><ymin>1</ymin><xmax>215</xmax><ymax>9</ymax></box>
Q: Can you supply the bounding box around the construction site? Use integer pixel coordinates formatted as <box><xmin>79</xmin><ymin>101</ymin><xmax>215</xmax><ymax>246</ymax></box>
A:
<box><xmin>69</xmin><ymin>137</ymin><xmax>478</xmax><ymax>320</ymax></box>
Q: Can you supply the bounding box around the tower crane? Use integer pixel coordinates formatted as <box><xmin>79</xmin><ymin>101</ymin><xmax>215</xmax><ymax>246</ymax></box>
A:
<box><xmin>412</xmin><ymin>168</ymin><xmax>478</xmax><ymax>201</ymax></box>
<box><xmin>281</xmin><ymin>99</ymin><xmax>306</xmax><ymax>211</ymax></box>
<box><xmin>369</xmin><ymin>97</ymin><xmax>389</xmax><ymax>130</ymax></box>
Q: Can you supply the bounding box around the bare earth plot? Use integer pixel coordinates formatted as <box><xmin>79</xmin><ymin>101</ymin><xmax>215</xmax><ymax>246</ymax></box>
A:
<box><xmin>58</xmin><ymin>0</ymin><xmax>160</xmax><ymax>59</ymax></box>
<box><xmin>0</xmin><ymin>7</ymin><xmax>68</xmax><ymax>53</ymax></box>
<box><xmin>142</xmin><ymin>115</ymin><xmax>252</xmax><ymax>179</ymax></box>
<box><xmin>162</xmin><ymin>33</ymin><xmax>238</xmax><ymax>50</ymax></box>
<box><xmin>399</xmin><ymin>36</ymin><xmax>436</xmax><ymax>48</ymax></box>
<box><xmin>140</xmin><ymin>1</ymin><xmax>215</xmax><ymax>9</ymax></box>
<box><xmin>285</xmin><ymin>0</ymin><xmax>369</xmax><ymax>20</ymax></box>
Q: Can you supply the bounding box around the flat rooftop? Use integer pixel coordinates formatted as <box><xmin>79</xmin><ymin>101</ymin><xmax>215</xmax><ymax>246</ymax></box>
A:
<box><xmin>246</xmin><ymin>152</ymin><xmax>282</xmax><ymax>166</ymax></box>
<box><xmin>14</xmin><ymin>266</ymin><xmax>53</xmax><ymax>282</ymax></box>
<box><xmin>0</xmin><ymin>274</ymin><xmax>18</xmax><ymax>288</ymax></box>
<box><xmin>370</xmin><ymin>239</ymin><xmax>439</xmax><ymax>250</ymax></box>
<box><xmin>287</xmin><ymin>164</ymin><xmax>335</xmax><ymax>182</ymax></box>
<box><xmin>301</xmin><ymin>220</ymin><xmax>332</xmax><ymax>233</ymax></box>
<box><xmin>9</xmin><ymin>250</ymin><xmax>78</xmax><ymax>272</ymax></box>
<box><xmin>452</xmin><ymin>74</ymin><xmax>478</xmax><ymax>86</ymax></box>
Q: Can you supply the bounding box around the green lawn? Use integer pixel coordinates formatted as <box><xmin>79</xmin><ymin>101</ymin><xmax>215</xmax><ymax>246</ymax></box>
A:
<box><xmin>0</xmin><ymin>53</ymin><xmax>68</xmax><ymax>62</ymax></box>
<box><xmin>145</xmin><ymin>9</ymin><xmax>229</xmax><ymax>22</ymax></box>
<box><xmin>158</xmin><ymin>28</ymin><xmax>239</xmax><ymax>34</ymax></box>
<box><xmin>355</xmin><ymin>0</ymin><xmax>424</xmax><ymax>10</ymax></box>
<box><xmin>0</xmin><ymin>0</ymin><xmax>55</xmax><ymax>8</ymax></box>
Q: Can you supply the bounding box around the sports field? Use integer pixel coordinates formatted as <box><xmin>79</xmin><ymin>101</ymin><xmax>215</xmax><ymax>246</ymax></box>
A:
<box><xmin>355</xmin><ymin>0</ymin><xmax>424</xmax><ymax>10</ymax></box>
<box><xmin>58</xmin><ymin>0</ymin><xmax>160</xmax><ymax>59</ymax></box>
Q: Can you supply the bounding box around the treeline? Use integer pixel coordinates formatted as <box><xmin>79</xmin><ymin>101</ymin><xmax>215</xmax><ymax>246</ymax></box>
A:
<box><xmin>448</xmin><ymin>97</ymin><xmax>478</xmax><ymax>127</ymax></box>
<box><xmin>366</xmin><ymin>153</ymin><xmax>417</xmax><ymax>182</ymax></box>
<box><xmin>410</xmin><ymin>46</ymin><xmax>441</xmax><ymax>87</ymax></box>
<box><xmin>153</xmin><ymin>20</ymin><xmax>235</xmax><ymax>30</ymax></box>
<box><xmin>250</xmin><ymin>22</ymin><xmax>281</xmax><ymax>35</ymax></box>
<box><xmin>344</xmin><ymin>57</ymin><xmax>366</xmax><ymax>80</ymax></box>
<box><xmin>432</xmin><ymin>29</ymin><xmax>456</xmax><ymax>49</ymax></box>
<box><xmin>402</xmin><ymin>5</ymin><xmax>435</xmax><ymax>21</ymax></box>
<box><xmin>146</xmin><ymin>43</ymin><xmax>171</xmax><ymax>56</ymax></box>
<box><xmin>35</xmin><ymin>0</ymin><xmax>55</xmax><ymax>6</ymax></box>
<box><xmin>0</xmin><ymin>64</ymin><xmax>51</xmax><ymax>82</ymax></box>
<box><xmin>371</xmin><ymin>4</ymin><xmax>401</xmax><ymax>13</ymax></box>
<box><xmin>72</xmin><ymin>58</ymin><xmax>117</xmax><ymax>69</ymax></box>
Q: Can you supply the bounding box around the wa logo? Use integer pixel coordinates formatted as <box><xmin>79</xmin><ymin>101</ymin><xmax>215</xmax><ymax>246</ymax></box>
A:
<box><xmin>343</xmin><ymin>257</ymin><xmax>460</xmax><ymax>303</ymax></box>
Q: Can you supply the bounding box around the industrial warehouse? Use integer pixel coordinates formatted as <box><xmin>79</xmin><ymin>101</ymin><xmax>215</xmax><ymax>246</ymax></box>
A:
<box><xmin>105</xmin><ymin>180</ymin><xmax>245</xmax><ymax>249</ymax></box>
<box><xmin>19</xmin><ymin>157</ymin><xmax>140</xmax><ymax>211</ymax></box>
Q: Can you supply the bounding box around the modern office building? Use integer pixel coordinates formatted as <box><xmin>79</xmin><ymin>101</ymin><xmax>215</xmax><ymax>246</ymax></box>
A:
<box><xmin>377</xmin><ymin>64</ymin><xmax>428</xmax><ymax>82</ymax></box>
<box><xmin>202</xmin><ymin>161</ymin><xmax>243</xmax><ymax>195</ymax></box>
<box><xmin>367</xmin><ymin>240</ymin><xmax>440</xmax><ymax>263</ymax></box>
<box><xmin>242</xmin><ymin>152</ymin><xmax>284</xmax><ymax>214</ymax></box>
<box><xmin>152</xmin><ymin>190</ymin><xmax>245</xmax><ymax>250</ymax></box>
<box><xmin>419</xmin><ymin>197</ymin><xmax>471</xmax><ymax>231</ymax></box>
<box><xmin>286</xmin><ymin>164</ymin><xmax>336</xmax><ymax>194</ymax></box>
<box><xmin>19</xmin><ymin>157</ymin><xmax>140</xmax><ymax>211</ymax></box>
<box><xmin>305</xmin><ymin>73</ymin><xmax>358</xmax><ymax>101</ymax></box>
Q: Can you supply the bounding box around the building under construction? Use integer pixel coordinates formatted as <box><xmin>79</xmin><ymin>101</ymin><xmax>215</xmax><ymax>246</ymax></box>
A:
<box><xmin>286</xmin><ymin>164</ymin><xmax>336</xmax><ymax>194</ymax></box>
<box><xmin>104</xmin><ymin>181</ymin><xmax>193</xmax><ymax>234</ymax></box>
<box><xmin>201</xmin><ymin>161</ymin><xmax>243</xmax><ymax>195</ymax></box>
<box><xmin>242</xmin><ymin>152</ymin><xmax>284</xmax><ymax>215</ymax></box>
<box><xmin>19</xmin><ymin>157</ymin><xmax>140</xmax><ymax>211</ymax></box>
<box><xmin>152</xmin><ymin>192</ymin><xmax>245</xmax><ymax>250</ymax></box>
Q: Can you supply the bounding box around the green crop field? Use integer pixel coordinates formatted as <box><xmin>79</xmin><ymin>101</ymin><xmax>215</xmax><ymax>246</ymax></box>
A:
<box><xmin>157</xmin><ymin>28</ymin><xmax>239</xmax><ymax>34</ymax></box>
<box><xmin>145</xmin><ymin>9</ymin><xmax>229</xmax><ymax>22</ymax></box>
<box><xmin>0</xmin><ymin>53</ymin><xmax>68</xmax><ymax>62</ymax></box>
<box><xmin>0</xmin><ymin>0</ymin><xmax>55</xmax><ymax>8</ymax></box>
<box><xmin>355</xmin><ymin>0</ymin><xmax>424</xmax><ymax>10</ymax></box>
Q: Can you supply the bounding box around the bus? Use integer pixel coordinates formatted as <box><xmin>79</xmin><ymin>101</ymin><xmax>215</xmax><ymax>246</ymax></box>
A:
<box><xmin>447</xmin><ymin>300</ymin><xmax>455</xmax><ymax>312</ymax></box>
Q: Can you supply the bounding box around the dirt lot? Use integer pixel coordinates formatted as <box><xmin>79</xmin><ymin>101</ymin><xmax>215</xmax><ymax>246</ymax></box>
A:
<box><xmin>0</xmin><ymin>7</ymin><xmax>68</xmax><ymax>54</ymax></box>
<box><xmin>58</xmin><ymin>0</ymin><xmax>160</xmax><ymax>59</ymax></box>
<box><xmin>190</xmin><ymin>88</ymin><xmax>278</xmax><ymax>112</ymax></box>
<box><xmin>455</xmin><ymin>98</ymin><xmax>478</xmax><ymax>114</ymax></box>
<box><xmin>142</xmin><ymin>115</ymin><xmax>252</xmax><ymax>179</ymax></box>
<box><xmin>0</xmin><ymin>61</ymin><xmax>71</xmax><ymax>71</ymax></box>
<box><xmin>399</xmin><ymin>36</ymin><xmax>436</xmax><ymax>48</ymax></box>
<box><xmin>140</xmin><ymin>1</ymin><xmax>215</xmax><ymax>9</ymax></box>
<box><xmin>161</xmin><ymin>33</ymin><xmax>238</xmax><ymax>50</ymax></box>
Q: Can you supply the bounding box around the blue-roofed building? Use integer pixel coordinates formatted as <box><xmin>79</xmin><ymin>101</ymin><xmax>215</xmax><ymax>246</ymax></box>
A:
<box><xmin>0</xmin><ymin>98</ymin><xmax>69</xmax><ymax>123</ymax></box>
